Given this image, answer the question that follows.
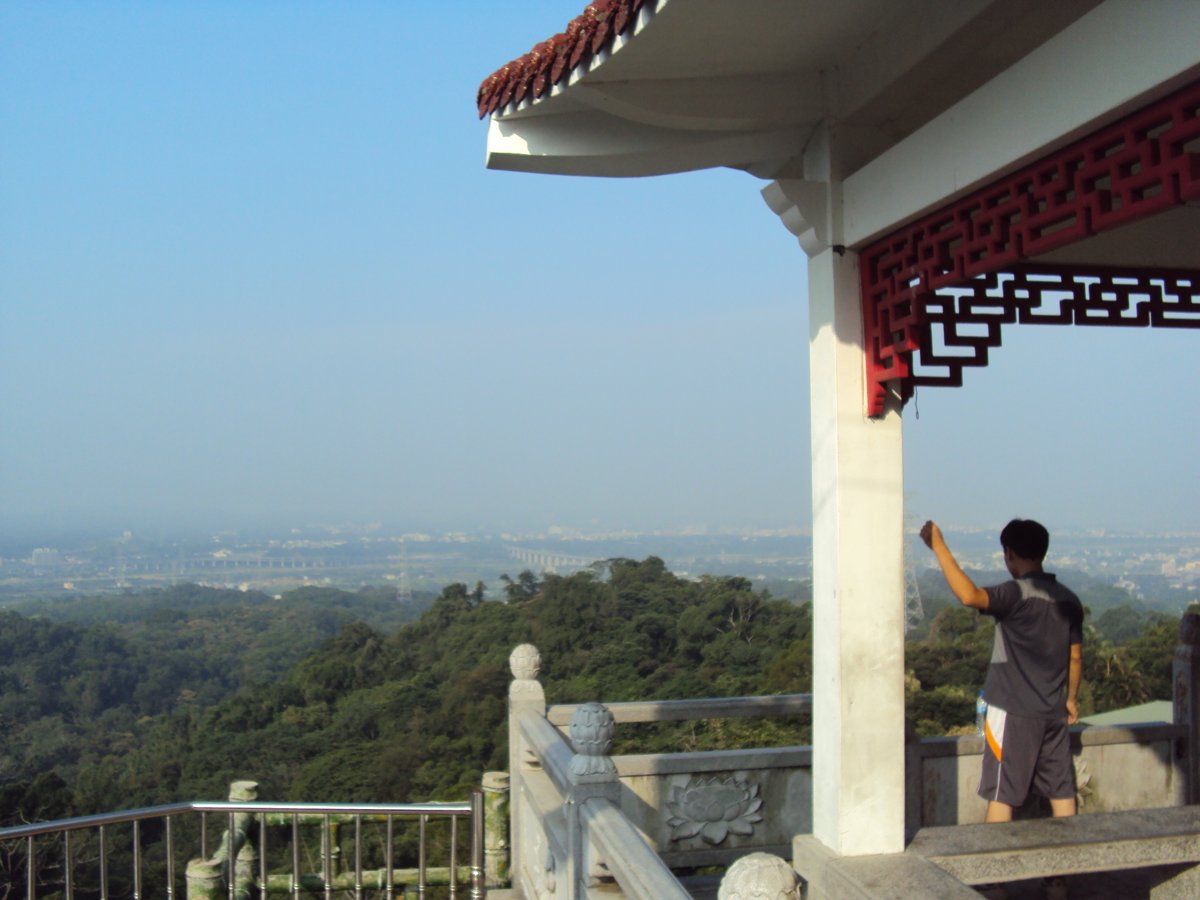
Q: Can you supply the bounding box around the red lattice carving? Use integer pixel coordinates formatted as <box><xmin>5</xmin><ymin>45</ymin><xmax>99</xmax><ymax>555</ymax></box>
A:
<box><xmin>861</xmin><ymin>79</ymin><xmax>1200</xmax><ymax>416</ymax></box>
<box><xmin>915</xmin><ymin>264</ymin><xmax>1200</xmax><ymax>387</ymax></box>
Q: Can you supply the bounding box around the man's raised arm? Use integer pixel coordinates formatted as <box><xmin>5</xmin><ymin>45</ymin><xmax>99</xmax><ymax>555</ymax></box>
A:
<box><xmin>920</xmin><ymin>520</ymin><xmax>990</xmax><ymax>610</ymax></box>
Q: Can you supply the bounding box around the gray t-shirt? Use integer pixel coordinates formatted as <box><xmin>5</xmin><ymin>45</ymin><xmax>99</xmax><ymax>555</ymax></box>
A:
<box><xmin>982</xmin><ymin>573</ymin><xmax>1083</xmax><ymax>718</ymax></box>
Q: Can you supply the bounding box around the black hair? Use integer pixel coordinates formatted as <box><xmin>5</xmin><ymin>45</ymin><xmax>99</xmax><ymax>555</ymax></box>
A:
<box><xmin>1000</xmin><ymin>519</ymin><xmax>1050</xmax><ymax>563</ymax></box>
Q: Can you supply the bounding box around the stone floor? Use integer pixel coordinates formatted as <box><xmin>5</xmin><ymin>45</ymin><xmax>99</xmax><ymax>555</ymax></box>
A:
<box><xmin>975</xmin><ymin>863</ymin><xmax>1196</xmax><ymax>899</ymax></box>
<box><xmin>485</xmin><ymin>863</ymin><xmax>1198</xmax><ymax>898</ymax></box>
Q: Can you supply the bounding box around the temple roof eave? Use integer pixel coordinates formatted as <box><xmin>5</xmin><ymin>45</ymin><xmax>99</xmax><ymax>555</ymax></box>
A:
<box><xmin>481</xmin><ymin>0</ymin><xmax>1112</xmax><ymax>185</ymax></box>
<box><xmin>482</xmin><ymin>0</ymin><xmax>1199</xmax><ymax>274</ymax></box>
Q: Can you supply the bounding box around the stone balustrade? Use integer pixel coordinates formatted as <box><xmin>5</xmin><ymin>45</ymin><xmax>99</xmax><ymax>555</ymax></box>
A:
<box><xmin>505</xmin><ymin>611</ymin><xmax>1200</xmax><ymax>898</ymax></box>
<box><xmin>507</xmin><ymin>643</ymin><xmax>806</xmax><ymax>899</ymax></box>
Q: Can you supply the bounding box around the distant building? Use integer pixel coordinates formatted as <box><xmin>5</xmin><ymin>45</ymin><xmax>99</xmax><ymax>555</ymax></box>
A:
<box><xmin>31</xmin><ymin>547</ymin><xmax>63</xmax><ymax>567</ymax></box>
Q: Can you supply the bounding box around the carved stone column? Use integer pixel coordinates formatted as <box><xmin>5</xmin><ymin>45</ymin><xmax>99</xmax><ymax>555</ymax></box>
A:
<box><xmin>567</xmin><ymin>702</ymin><xmax>620</xmax><ymax>898</ymax></box>
<box><xmin>482</xmin><ymin>770</ymin><xmax>511</xmax><ymax>888</ymax></box>
<box><xmin>507</xmin><ymin>644</ymin><xmax>545</xmax><ymax>898</ymax></box>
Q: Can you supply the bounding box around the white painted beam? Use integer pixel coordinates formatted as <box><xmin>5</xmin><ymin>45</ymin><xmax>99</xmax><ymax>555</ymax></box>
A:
<box><xmin>568</xmin><ymin>72</ymin><xmax>825</xmax><ymax>133</ymax></box>
<box><xmin>843</xmin><ymin>0</ymin><xmax>1200</xmax><ymax>247</ymax></box>
<box><xmin>486</xmin><ymin>112</ymin><xmax>806</xmax><ymax>178</ymax></box>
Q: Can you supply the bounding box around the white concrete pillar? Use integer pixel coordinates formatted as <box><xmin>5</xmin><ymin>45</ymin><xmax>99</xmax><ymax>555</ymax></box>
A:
<box><xmin>807</xmin><ymin>245</ymin><xmax>906</xmax><ymax>856</ymax></box>
<box><xmin>766</xmin><ymin>152</ymin><xmax>908</xmax><ymax>858</ymax></box>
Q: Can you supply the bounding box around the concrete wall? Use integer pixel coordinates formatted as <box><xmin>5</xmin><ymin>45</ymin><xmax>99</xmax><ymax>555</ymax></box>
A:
<box><xmin>907</xmin><ymin>724</ymin><xmax>1185</xmax><ymax>836</ymax></box>
<box><xmin>613</xmin><ymin>747</ymin><xmax>813</xmax><ymax>868</ymax></box>
<box><xmin>593</xmin><ymin>723</ymin><xmax>1183</xmax><ymax>862</ymax></box>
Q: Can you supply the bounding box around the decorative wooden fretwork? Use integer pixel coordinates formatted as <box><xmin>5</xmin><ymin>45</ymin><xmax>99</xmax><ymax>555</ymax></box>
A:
<box><xmin>915</xmin><ymin>264</ymin><xmax>1200</xmax><ymax>387</ymax></box>
<box><xmin>861</xmin><ymin>80</ymin><xmax>1200</xmax><ymax>416</ymax></box>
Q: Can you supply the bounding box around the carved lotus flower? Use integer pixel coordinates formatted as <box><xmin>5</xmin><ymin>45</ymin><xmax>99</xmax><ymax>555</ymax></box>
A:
<box><xmin>568</xmin><ymin>701</ymin><xmax>617</xmax><ymax>776</ymax></box>
<box><xmin>667</xmin><ymin>776</ymin><xmax>763</xmax><ymax>844</ymax></box>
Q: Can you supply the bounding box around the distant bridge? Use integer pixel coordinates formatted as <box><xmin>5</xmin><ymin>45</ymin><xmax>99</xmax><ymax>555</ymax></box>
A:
<box><xmin>505</xmin><ymin>546</ymin><xmax>598</xmax><ymax>575</ymax></box>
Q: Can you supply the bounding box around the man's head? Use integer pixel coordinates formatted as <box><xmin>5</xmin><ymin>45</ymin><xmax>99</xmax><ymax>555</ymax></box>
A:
<box><xmin>1000</xmin><ymin>519</ymin><xmax>1050</xmax><ymax>572</ymax></box>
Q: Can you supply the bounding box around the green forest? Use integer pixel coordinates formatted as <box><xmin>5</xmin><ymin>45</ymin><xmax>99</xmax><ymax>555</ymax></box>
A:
<box><xmin>0</xmin><ymin>559</ymin><xmax>1185</xmax><ymax>838</ymax></box>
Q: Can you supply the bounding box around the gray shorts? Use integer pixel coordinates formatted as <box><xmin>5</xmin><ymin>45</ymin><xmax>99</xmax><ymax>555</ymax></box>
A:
<box><xmin>978</xmin><ymin>703</ymin><xmax>1075</xmax><ymax>807</ymax></box>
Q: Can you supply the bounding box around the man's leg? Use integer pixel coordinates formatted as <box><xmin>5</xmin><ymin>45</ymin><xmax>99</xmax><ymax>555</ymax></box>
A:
<box><xmin>979</xmin><ymin>801</ymin><xmax>1015</xmax><ymax>898</ymax></box>
<box><xmin>1040</xmin><ymin>725</ymin><xmax>1076</xmax><ymax>898</ymax></box>
<box><xmin>1038</xmin><ymin>718</ymin><xmax>1077</xmax><ymax>819</ymax></box>
<box><xmin>1048</xmin><ymin>796</ymin><xmax>1076</xmax><ymax>817</ymax></box>
<box><xmin>985</xmin><ymin>800</ymin><xmax>1013</xmax><ymax>823</ymax></box>
<box><xmin>979</xmin><ymin>705</ymin><xmax>1024</xmax><ymax>824</ymax></box>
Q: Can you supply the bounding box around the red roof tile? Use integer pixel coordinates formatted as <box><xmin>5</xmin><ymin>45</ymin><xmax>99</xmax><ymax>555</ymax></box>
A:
<box><xmin>477</xmin><ymin>0</ymin><xmax>649</xmax><ymax>118</ymax></box>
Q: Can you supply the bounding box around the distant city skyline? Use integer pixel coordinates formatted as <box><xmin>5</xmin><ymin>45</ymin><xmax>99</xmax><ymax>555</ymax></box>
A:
<box><xmin>2</xmin><ymin>2</ymin><xmax>1196</xmax><ymax>541</ymax></box>
<box><xmin>3</xmin><ymin>516</ymin><xmax>1197</xmax><ymax>553</ymax></box>
<box><xmin>3</xmin><ymin>517</ymin><xmax>1195</xmax><ymax>611</ymax></box>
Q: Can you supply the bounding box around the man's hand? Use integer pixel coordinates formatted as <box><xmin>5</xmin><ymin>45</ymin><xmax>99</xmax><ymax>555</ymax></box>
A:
<box><xmin>920</xmin><ymin>520</ymin><xmax>942</xmax><ymax>550</ymax></box>
<box><xmin>1066</xmin><ymin>698</ymin><xmax>1079</xmax><ymax>725</ymax></box>
<box><xmin>1067</xmin><ymin>643</ymin><xmax>1083</xmax><ymax>726</ymax></box>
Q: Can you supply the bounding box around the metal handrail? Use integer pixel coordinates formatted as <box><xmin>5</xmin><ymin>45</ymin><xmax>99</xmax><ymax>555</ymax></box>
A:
<box><xmin>1</xmin><ymin>795</ymin><xmax>486</xmax><ymax>899</ymax></box>
<box><xmin>0</xmin><ymin>802</ymin><xmax>194</xmax><ymax>841</ymax></box>
<box><xmin>0</xmin><ymin>800</ymin><xmax>474</xmax><ymax>841</ymax></box>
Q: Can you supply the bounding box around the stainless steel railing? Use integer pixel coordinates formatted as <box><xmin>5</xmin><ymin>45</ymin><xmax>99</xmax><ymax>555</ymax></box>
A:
<box><xmin>0</xmin><ymin>793</ymin><xmax>486</xmax><ymax>899</ymax></box>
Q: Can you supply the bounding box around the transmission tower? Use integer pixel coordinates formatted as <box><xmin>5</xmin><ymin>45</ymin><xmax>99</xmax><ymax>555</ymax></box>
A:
<box><xmin>116</xmin><ymin>544</ymin><xmax>130</xmax><ymax>590</ymax></box>
<box><xmin>396</xmin><ymin>539</ymin><xmax>413</xmax><ymax>604</ymax></box>
<box><xmin>904</xmin><ymin>553</ymin><xmax>924</xmax><ymax>634</ymax></box>
<box><xmin>903</xmin><ymin>503</ymin><xmax>925</xmax><ymax>634</ymax></box>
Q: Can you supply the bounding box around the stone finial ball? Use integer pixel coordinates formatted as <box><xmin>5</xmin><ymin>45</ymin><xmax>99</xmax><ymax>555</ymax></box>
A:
<box><xmin>717</xmin><ymin>852</ymin><xmax>800</xmax><ymax>900</ymax></box>
<box><xmin>509</xmin><ymin>643</ymin><xmax>541</xmax><ymax>681</ymax></box>
<box><xmin>569</xmin><ymin>702</ymin><xmax>615</xmax><ymax>757</ymax></box>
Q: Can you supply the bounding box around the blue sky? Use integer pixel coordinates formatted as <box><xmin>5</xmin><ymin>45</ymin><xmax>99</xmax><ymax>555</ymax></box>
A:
<box><xmin>2</xmin><ymin>1</ymin><xmax>1196</xmax><ymax>539</ymax></box>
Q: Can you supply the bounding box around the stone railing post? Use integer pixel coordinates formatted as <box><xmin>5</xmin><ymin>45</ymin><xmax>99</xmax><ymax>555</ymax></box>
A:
<box><xmin>566</xmin><ymin>702</ymin><xmax>620</xmax><ymax>899</ymax></box>
<box><xmin>187</xmin><ymin>780</ymin><xmax>259</xmax><ymax>900</ymax></box>
<box><xmin>718</xmin><ymin>852</ymin><xmax>801</xmax><ymax>900</ymax></box>
<box><xmin>1174</xmin><ymin>611</ymin><xmax>1200</xmax><ymax>804</ymax></box>
<box><xmin>482</xmin><ymin>770</ymin><xmax>511</xmax><ymax>887</ymax></box>
<box><xmin>222</xmin><ymin>781</ymin><xmax>259</xmax><ymax>896</ymax></box>
<box><xmin>185</xmin><ymin>860</ymin><xmax>222</xmax><ymax>900</ymax></box>
<box><xmin>507</xmin><ymin>643</ymin><xmax>545</xmax><ymax>894</ymax></box>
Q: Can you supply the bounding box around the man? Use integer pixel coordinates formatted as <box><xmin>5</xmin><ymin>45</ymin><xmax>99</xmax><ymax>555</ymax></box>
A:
<box><xmin>920</xmin><ymin>518</ymin><xmax>1083</xmax><ymax>824</ymax></box>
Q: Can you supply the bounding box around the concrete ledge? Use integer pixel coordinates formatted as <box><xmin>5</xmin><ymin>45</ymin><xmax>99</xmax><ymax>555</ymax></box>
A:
<box><xmin>793</xmin><ymin>835</ymin><xmax>979</xmax><ymax>900</ymax></box>
<box><xmin>908</xmin><ymin>807</ymin><xmax>1200</xmax><ymax>884</ymax></box>
<box><xmin>615</xmin><ymin>745</ymin><xmax>810</xmax><ymax>777</ymax></box>
<box><xmin>549</xmin><ymin>694</ymin><xmax>812</xmax><ymax>726</ymax></box>
<box><xmin>916</xmin><ymin>723</ymin><xmax>1185</xmax><ymax>759</ymax></box>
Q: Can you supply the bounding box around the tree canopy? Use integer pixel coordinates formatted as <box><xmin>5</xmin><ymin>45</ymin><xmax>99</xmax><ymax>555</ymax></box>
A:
<box><xmin>0</xmin><ymin>562</ymin><xmax>1183</xmax><ymax>833</ymax></box>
